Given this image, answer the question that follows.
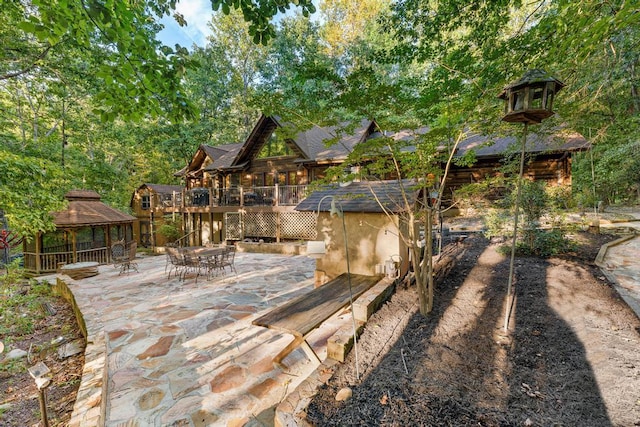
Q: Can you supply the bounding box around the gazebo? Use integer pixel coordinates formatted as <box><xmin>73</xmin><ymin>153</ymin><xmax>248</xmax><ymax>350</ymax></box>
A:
<box><xmin>23</xmin><ymin>190</ymin><xmax>136</xmax><ymax>275</ymax></box>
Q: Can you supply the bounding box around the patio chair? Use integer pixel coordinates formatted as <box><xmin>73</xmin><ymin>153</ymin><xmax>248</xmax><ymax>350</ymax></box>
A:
<box><xmin>219</xmin><ymin>246</ymin><xmax>236</xmax><ymax>275</ymax></box>
<box><xmin>111</xmin><ymin>240</ymin><xmax>127</xmax><ymax>269</ymax></box>
<box><xmin>182</xmin><ymin>251</ymin><xmax>206</xmax><ymax>283</ymax></box>
<box><xmin>166</xmin><ymin>247</ymin><xmax>186</xmax><ymax>280</ymax></box>
<box><xmin>112</xmin><ymin>241</ymin><xmax>138</xmax><ymax>274</ymax></box>
<box><xmin>201</xmin><ymin>251</ymin><xmax>224</xmax><ymax>280</ymax></box>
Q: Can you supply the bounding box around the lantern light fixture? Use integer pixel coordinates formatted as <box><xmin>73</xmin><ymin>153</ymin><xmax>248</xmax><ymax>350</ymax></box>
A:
<box><xmin>498</xmin><ymin>69</ymin><xmax>564</xmax><ymax>124</ymax></box>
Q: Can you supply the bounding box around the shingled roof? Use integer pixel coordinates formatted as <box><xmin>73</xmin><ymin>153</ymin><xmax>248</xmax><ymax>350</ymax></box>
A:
<box><xmin>380</xmin><ymin>127</ymin><xmax>589</xmax><ymax>158</ymax></box>
<box><xmin>295</xmin><ymin>180</ymin><xmax>418</xmax><ymax>214</ymax></box>
<box><xmin>454</xmin><ymin>130</ymin><xmax>589</xmax><ymax>158</ymax></box>
<box><xmin>200</xmin><ymin>116</ymin><xmax>376</xmax><ymax>174</ymax></box>
<box><xmin>291</xmin><ymin>119</ymin><xmax>374</xmax><ymax>162</ymax></box>
<box><xmin>54</xmin><ymin>190</ymin><xmax>135</xmax><ymax>228</ymax></box>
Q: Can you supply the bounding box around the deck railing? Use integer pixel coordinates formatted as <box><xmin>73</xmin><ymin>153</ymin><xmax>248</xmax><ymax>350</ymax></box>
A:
<box><xmin>179</xmin><ymin>185</ymin><xmax>308</xmax><ymax>209</ymax></box>
<box><xmin>24</xmin><ymin>247</ymin><xmax>110</xmax><ymax>274</ymax></box>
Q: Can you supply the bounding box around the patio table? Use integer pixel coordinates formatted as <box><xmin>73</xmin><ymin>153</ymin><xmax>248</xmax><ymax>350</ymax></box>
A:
<box><xmin>182</xmin><ymin>246</ymin><xmax>228</xmax><ymax>281</ymax></box>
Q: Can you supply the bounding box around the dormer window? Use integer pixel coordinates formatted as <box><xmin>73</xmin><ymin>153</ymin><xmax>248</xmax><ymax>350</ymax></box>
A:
<box><xmin>141</xmin><ymin>195</ymin><xmax>150</xmax><ymax>210</ymax></box>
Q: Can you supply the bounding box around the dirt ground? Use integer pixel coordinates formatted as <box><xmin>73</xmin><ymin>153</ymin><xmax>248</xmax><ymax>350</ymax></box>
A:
<box><xmin>307</xmin><ymin>232</ymin><xmax>640</xmax><ymax>427</ymax></box>
<box><xmin>0</xmin><ymin>288</ymin><xmax>84</xmax><ymax>427</ymax></box>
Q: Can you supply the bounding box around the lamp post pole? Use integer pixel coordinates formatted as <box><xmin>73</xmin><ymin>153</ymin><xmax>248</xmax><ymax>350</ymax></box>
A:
<box><xmin>498</xmin><ymin>69</ymin><xmax>564</xmax><ymax>332</ymax></box>
<box><xmin>504</xmin><ymin>122</ymin><xmax>528</xmax><ymax>332</ymax></box>
<box><xmin>317</xmin><ymin>195</ymin><xmax>360</xmax><ymax>380</ymax></box>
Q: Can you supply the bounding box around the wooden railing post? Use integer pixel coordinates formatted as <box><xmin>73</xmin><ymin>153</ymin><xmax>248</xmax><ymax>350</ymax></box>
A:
<box><xmin>274</xmin><ymin>184</ymin><xmax>279</xmax><ymax>206</ymax></box>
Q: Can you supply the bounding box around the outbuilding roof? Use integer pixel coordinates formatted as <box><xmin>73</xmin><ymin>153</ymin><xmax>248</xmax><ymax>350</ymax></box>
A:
<box><xmin>295</xmin><ymin>180</ymin><xmax>418</xmax><ymax>214</ymax></box>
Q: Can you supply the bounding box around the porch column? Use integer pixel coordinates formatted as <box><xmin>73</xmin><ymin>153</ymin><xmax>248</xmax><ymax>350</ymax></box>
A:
<box><xmin>106</xmin><ymin>225</ymin><xmax>112</xmax><ymax>261</ymax></box>
<box><xmin>150</xmin><ymin>212</ymin><xmax>155</xmax><ymax>248</ymax></box>
<box><xmin>35</xmin><ymin>232</ymin><xmax>42</xmax><ymax>274</ymax></box>
<box><xmin>71</xmin><ymin>229</ymin><xmax>77</xmax><ymax>263</ymax></box>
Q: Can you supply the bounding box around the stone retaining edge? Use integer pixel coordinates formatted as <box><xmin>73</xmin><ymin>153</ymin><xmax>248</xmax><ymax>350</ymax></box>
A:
<box><xmin>52</xmin><ymin>277</ymin><xmax>107</xmax><ymax>427</ymax></box>
<box><xmin>594</xmin><ymin>234</ymin><xmax>640</xmax><ymax>321</ymax></box>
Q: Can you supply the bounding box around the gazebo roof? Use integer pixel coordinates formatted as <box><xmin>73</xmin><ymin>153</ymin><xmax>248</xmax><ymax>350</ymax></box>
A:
<box><xmin>53</xmin><ymin>190</ymin><xmax>135</xmax><ymax>228</ymax></box>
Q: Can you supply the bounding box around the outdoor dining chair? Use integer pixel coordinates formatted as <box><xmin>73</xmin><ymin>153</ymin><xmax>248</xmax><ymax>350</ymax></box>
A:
<box><xmin>112</xmin><ymin>241</ymin><xmax>138</xmax><ymax>274</ymax></box>
<box><xmin>201</xmin><ymin>252</ymin><xmax>223</xmax><ymax>280</ymax></box>
<box><xmin>182</xmin><ymin>251</ymin><xmax>206</xmax><ymax>283</ymax></box>
<box><xmin>166</xmin><ymin>247</ymin><xmax>187</xmax><ymax>280</ymax></box>
<box><xmin>219</xmin><ymin>246</ymin><xmax>236</xmax><ymax>275</ymax></box>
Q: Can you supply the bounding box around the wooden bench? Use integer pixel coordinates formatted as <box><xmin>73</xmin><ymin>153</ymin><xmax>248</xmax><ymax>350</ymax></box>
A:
<box><xmin>252</xmin><ymin>273</ymin><xmax>380</xmax><ymax>367</ymax></box>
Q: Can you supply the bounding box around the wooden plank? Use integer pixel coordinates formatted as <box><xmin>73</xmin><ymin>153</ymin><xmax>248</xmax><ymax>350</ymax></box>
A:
<box><xmin>252</xmin><ymin>273</ymin><xmax>379</xmax><ymax>337</ymax></box>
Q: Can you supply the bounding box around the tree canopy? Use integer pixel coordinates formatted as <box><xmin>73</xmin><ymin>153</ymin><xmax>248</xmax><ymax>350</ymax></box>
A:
<box><xmin>0</xmin><ymin>0</ymin><xmax>638</xmax><ymax>239</ymax></box>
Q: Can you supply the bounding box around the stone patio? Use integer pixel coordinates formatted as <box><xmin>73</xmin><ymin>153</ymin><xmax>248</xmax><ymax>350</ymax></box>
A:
<box><xmin>44</xmin><ymin>252</ymin><xmax>356</xmax><ymax>426</ymax></box>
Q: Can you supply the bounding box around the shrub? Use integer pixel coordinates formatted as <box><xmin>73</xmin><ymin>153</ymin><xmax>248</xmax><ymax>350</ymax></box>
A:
<box><xmin>517</xmin><ymin>229</ymin><xmax>576</xmax><ymax>257</ymax></box>
<box><xmin>156</xmin><ymin>216</ymin><xmax>182</xmax><ymax>244</ymax></box>
<box><xmin>485</xmin><ymin>180</ymin><xmax>574</xmax><ymax>257</ymax></box>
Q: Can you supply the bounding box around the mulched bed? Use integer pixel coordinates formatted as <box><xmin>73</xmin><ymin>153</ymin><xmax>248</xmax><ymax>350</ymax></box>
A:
<box><xmin>307</xmin><ymin>232</ymin><xmax>640</xmax><ymax>426</ymax></box>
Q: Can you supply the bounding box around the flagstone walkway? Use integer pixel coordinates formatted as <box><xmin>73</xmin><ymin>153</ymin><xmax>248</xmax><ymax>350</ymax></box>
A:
<box><xmin>50</xmin><ymin>252</ymin><xmax>353</xmax><ymax>426</ymax></box>
<box><xmin>597</xmin><ymin>223</ymin><xmax>640</xmax><ymax>319</ymax></box>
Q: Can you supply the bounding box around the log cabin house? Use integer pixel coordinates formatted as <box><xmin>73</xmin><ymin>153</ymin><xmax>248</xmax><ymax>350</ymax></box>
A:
<box><xmin>131</xmin><ymin>115</ymin><xmax>588</xmax><ymax>248</ymax></box>
<box><xmin>131</xmin><ymin>115</ymin><xmax>378</xmax><ymax>247</ymax></box>
<box><xmin>447</xmin><ymin>129</ymin><xmax>589</xmax><ymax>197</ymax></box>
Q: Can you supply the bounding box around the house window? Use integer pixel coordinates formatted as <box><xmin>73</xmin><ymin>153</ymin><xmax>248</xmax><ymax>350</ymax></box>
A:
<box><xmin>288</xmin><ymin>171</ymin><xmax>297</xmax><ymax>185</ymax></box>
<box><xmin>278</xmin><ymin>172</ymin><xmax>287</xmax><ymax>185</ymax></box>
<box><xmin>229</xmin><ymin>173</ymin><xmax>240</xmax><ymax>187</ymax></box>
<box><xmin>141</xmin><ymin>195</ymin><xmax>150</xmax><ymax>210</ymax></box>
<box><xmin>253</xmin><ymin>173</ymin><xmax>264</xmax><ymax>187</ymax></box>
<box><xmin>257</xmin><ymin>133</ymin><xmax>294</xmax><ymax>158</ymax></box>
<box><xmin>266</xmin><ymin>173</ymin><xmax>275</xmax><ymax>186</ymax></box>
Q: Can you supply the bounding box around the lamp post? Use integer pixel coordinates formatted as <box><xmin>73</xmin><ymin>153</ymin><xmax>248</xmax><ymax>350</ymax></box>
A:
<box><xmin>28</xmin><ymin>361</ymin><xmax>51</xmax><ymax>427</ymax></box>
<box><xmin>498</xmin><ymin>69</ymin><xmax>564</xmax><ymax>332</ymax></box>
<box><xmin>312</xmin><ymin>195</ymin><xmax>360</xmax><ymax>380</ymax></box>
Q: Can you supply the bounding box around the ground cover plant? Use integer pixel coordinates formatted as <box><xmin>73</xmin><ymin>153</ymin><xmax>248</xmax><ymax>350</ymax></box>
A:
<box><xmin>0</xmin><ymin>267</ymin><xmax>84</xmax><ymax>426</ymax></box>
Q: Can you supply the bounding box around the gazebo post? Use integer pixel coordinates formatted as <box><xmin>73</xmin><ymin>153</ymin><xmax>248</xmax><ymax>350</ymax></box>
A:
<box><xmin>35</xmin><ymin>232</ymin><xmax>42</xmax><ymax>274</ymax></box>
<box><xmin>71</xmin><ymin>229</ymin><xmax>77</xmax><ymax>263</ymax></box>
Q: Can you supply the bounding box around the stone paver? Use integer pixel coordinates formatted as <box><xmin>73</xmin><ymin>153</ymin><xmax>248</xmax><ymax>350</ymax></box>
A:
<box><xmin>46</xmin><ymin>252</ymin><xmax>355</xmax><ymax>426</ymax></box>
<box><xmin>598</xmin><ymin>232</ymin><xmax>640</xmax><ymax>319</ymax></box>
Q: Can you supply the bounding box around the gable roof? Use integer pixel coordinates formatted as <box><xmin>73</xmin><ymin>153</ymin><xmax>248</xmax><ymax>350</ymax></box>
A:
<box><xmin>295</xmin><ymin>180</ymin><xmax>418</xmax><ymax>214</ymax></box>
<box><xmin>202</xmin><ymin>115</ymin><xmax>377</xmax><ymax>174</ymax></box>
<box><xmin>54</xmin><ymin>190</ymin><xmax>135</xmax><ymax>228</ymax></box>
<box><xmin>130</xmin><ymin>183</ymin><xmax>183</xmax><ymax>207</ymax></box>
<box><xmin>294</xmin><ymin>119</ymin><xmax>375</xmax><ymax>163</ymax></box>
<box><xmin>139</xmin><ymin>183</ymin><xmax>183</xmax><ymax>194</ymax></box>
<box><xmin>176</xmin><ymin>142</ymin><xmax>244</xmax><ymax>177</ymax></box>
<box><xmin>205</xmin><ymin>142</ymin><xmax>244</xmax><ymax>171</ymax></box>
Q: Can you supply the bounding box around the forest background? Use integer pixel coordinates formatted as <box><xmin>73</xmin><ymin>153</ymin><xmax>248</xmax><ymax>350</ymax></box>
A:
<box><xmin>1</xmin><ymin>0</ymin><xmax>639</xmax><ymax>238</ymax></box>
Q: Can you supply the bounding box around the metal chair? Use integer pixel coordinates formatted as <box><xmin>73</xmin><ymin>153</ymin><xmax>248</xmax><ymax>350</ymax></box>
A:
<box><xmin>166</xmin><ymin>247</ymin><xmax>186</xmax><ymax>279</ymax></box>
<box><xmin>112</xmin><ymin>241</ymin><xmax>138</xmax><ymax>274</ymax></box>
<box><xmin>182</xmin><ymin>251</ymin><xmax>206</xmax><ymax>283</ymax></box>
<box><xmin>219</xmin><ymin>246</ymin><xmax>236</xmax><ymax>275</ymax></box>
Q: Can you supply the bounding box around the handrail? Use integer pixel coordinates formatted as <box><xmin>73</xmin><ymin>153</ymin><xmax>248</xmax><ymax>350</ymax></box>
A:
<box><xmin>172</xmin><ymin>229</ymin><xmax>200</xmax><ymax>248</ymax></box>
